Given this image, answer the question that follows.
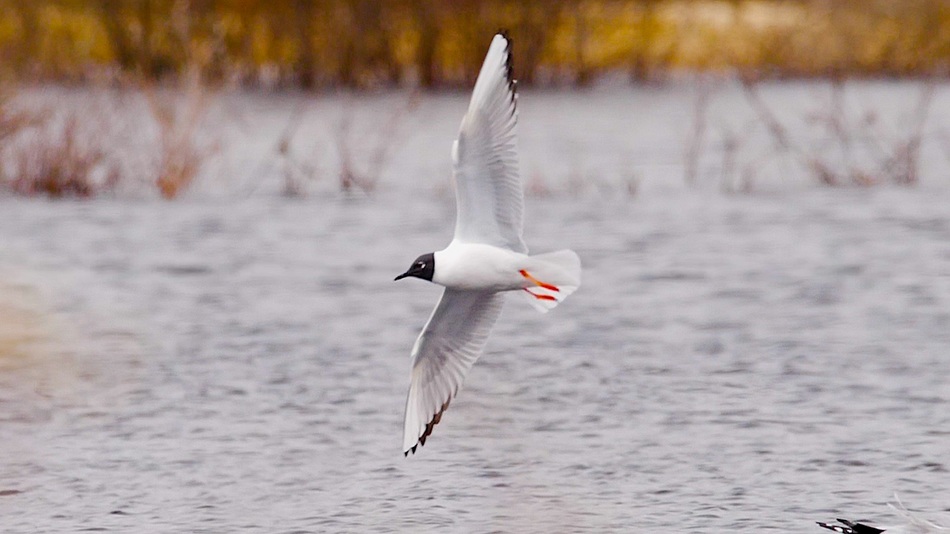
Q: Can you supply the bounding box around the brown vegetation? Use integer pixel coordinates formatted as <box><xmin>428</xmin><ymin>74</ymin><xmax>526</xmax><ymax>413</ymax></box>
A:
<box><xmin>0</xmin><ymin>0</ymin><xmax>949</xmax><ymax>90</ymax></box>
<box><xmin>0</xmin><ymin>80</ymin><xmax>215</xmax><ymax>199</ymax></box>
<box><xmin>743</xmin><ymin>77</ymin><xmax>935</xmax><ymax>188</ymax></box>
<box><xmin>4</xmin><ymin>114</ymin><xmax>119</xmax><ymax>198</ymax></box>
<box><xmin>684</xmin><ymin>76</ymin><xmax>938</xmax><ymax>191</ymax></box>
<box><xmin>335</xmin><ymin>91</ymin><xmax>419</xmax><ymax>193</ymax></box>
<box><xmin>144</xmin><ymin>71</ymin><xmax>216</xmax><ymax>199</ymax></box>
<box><xmin>274</xmin><ymin>104</ymin><xmax>320</xmax><ymax>197</ymax></box>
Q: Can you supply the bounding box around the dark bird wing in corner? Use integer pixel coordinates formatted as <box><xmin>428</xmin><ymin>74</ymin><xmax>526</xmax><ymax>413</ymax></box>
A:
<box><xmin>817</xmin><ymin>518</ymin><xmax>886</xmax><ymax>534</ymax></box>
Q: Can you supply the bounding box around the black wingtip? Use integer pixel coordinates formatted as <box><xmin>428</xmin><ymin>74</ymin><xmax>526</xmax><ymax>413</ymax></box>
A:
<box><xmin>494</xmin><ymin>29</ymin><xmax>517</xmax><ymax>109</ymax></box>
<box><xmin>403</xmin><ymin>398</ymin><xmax>451</xmax><ymax>458</ymax></box>
<box><xmin>816</xmin><ymin>518</ymin><xmax>885</xmax><ymax>534</ymax></box>
<box><xmin>816</xmin><ymin>521</ymin><xmax>852</xmax><ymax>534</ymax></box>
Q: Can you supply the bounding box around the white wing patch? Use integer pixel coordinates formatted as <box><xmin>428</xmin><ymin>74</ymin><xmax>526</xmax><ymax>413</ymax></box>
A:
<box><xmin>452</xmin><ymin>33</ymin><xmax>526</xmax><ymax>254</ymax></box>
<box><xmin>403</xmin><ymin>289</ymin><xmax>505</xmax><ymax>455</ymax></box>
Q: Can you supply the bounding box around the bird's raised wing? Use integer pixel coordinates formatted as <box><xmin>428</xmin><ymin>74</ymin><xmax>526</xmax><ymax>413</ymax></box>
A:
<box><xmin>451</xmin><ymin>32</ymin><xmax>527</xmax><ymax>253</ymax></box>
<box><xmin>403</xmin><ymin>289</ymin><xmax>504</xmax><ymax>455</ymax></box>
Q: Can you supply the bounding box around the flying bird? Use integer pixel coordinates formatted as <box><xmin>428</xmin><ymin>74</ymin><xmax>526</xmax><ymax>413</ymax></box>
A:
<box><xmin>394</xmin><ymin>32</ymin><xmax>582</xmax><ymax>456</ymax></box>
<box><xmin>817</xmin><ymin>518</ymin><xmax>887</xmax><ymax>534</ymax></box>
<box><xmin>818</xmin><ymin>497</ymin><xmax>949</xmax><ymax>534</ymax></box>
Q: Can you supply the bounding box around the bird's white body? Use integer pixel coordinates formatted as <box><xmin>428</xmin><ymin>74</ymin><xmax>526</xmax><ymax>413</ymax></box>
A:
<box><xmin>433</xmin><ymin>241</ymin><xmax>580</xmax><ymax>310</ymax></box>
<box><xmin>433</xmin><ymin>242</ymin><xmax>526</xmax><ymax>291</ymax></box>
<box><xmin>397</xmin><ymin>32</ymin><xmax>581</xmax><ymax>455</ymax></box>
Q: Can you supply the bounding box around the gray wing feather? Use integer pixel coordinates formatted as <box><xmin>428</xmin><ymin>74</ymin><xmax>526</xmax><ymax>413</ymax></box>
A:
<box><xmin>452</xmin><ymin>33</ymin><xmax>526</xmax><ymax>253</ymax></box>
<box><xmin>403</xmin><ymin>289</ymin><xmax>505</xmax><ymax>454</ymax></box>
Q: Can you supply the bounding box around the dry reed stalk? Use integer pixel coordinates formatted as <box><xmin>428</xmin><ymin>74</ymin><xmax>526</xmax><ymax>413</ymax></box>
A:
<box><xmin>718</xmin><ymin>125</ymin><xmax>740</xmax><ymax>193</ymax></box>
<box><xmin>0</xmin><ymin>87</ymin><xmax>45</xmax><ymax>192</ymax></box>
<box><xmin>274</xmin><ymin>103</ymin><xmax>319</xmax><ymax>197</ymax></box>
<box><xmin>0</xmin><ymin>90</ymin><xmax>44</xmax><ymax>144</ymax></box>
<box><xmin>335</xmin><ymin>90</ymin><xmax>420</xmax><ymax>193</ymax></box>
<box><xmin>739</xmin><ymin>77</ymin><xmax>800</xmax><ymax>158</ymax></box>
<box><xmin>7</xmin><ymin>115</ymin><xmax>118</xmax><ymax>198</ymax></box>
<box><xmin>883</xmin><ymin>81</ymin><xmax>934</xmax><ymax>187</ymax></box>
<box><xmin>525</xmin><ymin>169</ymin><xmax>552</xmax><ymax>198</ymax></box>
<box><xmin>143</xmin><ymin>67</ymin><xmax>216</xmax><ymax>199</ymax></box>
<box><xmin>743</xmin><ymin>77</ymin><xmax>851</xmax><ymax>187</ymax></box>
<box><xmin>683</xmin><ymin>77</ymin><xmax>712</xmax><ymax>187</ymax></box>
<box><xmin>741</xmin><ymin>76</ymin><xmax>937</xmax><ymax>188</ymax></box>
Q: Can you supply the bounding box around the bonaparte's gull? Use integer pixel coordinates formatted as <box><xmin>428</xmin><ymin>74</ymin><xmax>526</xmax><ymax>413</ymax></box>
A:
<box><xmin>394</xmin><ymin>32</ymin><xmax>581</xmax><ymax>456</ymax></box>
<box><xmin>818</xmin><ymin>496</ymin><xmax>948</xmax><ymax>533</ymax></box>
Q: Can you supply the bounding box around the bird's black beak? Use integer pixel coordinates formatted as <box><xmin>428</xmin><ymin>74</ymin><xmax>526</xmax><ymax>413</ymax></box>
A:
<box><xmin>394</xmin><ymin>272</ymin><xmax>409</xmax><ymax>281</ymax></box>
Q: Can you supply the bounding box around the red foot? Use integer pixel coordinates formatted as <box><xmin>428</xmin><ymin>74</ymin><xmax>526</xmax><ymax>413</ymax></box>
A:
<box><xmin>523</xmin><ymin>288</ymin><xmax>557</xmax><ymax>301</ymax></box>
<box><xmin>519</xmin><ymin>269</ymin><xmax>560</xmax><ymax>292</ymax></box>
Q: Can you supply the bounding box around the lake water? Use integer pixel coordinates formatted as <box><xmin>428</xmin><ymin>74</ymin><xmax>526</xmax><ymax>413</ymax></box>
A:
<box><xmin>1</xmin><ymin>85</ymin><xmax>950</xmax><ymax>532</ymax></box>
<box><xmin>2</xmin><ymin>187</ymin><xmax>949</xmax><ymax>532</ymax></box>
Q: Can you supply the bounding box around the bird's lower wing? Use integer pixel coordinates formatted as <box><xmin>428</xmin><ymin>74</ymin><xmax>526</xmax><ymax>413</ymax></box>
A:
<box><xmin>403</xmin><ymin>289</ymin><xmax>505</xmax><ymax>455</ymax></box>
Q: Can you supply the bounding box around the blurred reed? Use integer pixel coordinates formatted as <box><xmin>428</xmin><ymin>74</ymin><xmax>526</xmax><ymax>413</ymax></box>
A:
<box><xmin>0</xmin><ymin>1</ymin><xmax>947</xmax><ymax>199</ymax></box>
<box><xmin>0</xmin><ymin>0</ymin><xmax>948</xmax><ymax>90</ymax></box>
<box><xmin>682</xmin><ymin>76</ymin><xmax>938</xmax><ymax>192</ymax></box>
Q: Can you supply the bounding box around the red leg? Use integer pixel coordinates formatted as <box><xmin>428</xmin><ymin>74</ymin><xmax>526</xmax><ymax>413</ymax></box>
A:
<box><xmin>519</xmin><ymin>269</ymin><xmax>560</xmax><ymax>292</ymax></box>
<box><xmin>522</xmin><ymin>288</ymin><xmax>557</xmax><ymax>301</ymax></box>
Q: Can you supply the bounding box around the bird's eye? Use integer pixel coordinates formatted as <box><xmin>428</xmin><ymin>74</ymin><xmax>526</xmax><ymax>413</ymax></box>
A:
<box><xmin>417</xmin><ymin>262</ymin><xmax>426</xmax><ymax>269</ymax></box>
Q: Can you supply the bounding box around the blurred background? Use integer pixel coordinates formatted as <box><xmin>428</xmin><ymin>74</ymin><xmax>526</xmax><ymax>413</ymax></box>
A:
<box><xmin>2</xmin><ymin>3</ymin><xmax>950</xmax><ymax>532</ymax></box>
<box><xmin>1</xmin><ymin>0</ymin><xmax>949</xmax><ymax>198</ymax></box>
<box><xmin>2</xmin><ymin>0</ymin><xmax>950</xmax><ymax>88</ymax></box>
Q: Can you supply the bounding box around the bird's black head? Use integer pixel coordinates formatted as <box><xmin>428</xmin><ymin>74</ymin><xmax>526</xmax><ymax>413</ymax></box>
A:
<box><xmin>395</xmin><ymin>253</ymin><xmax>435</xmax><ymax>282</ymax></box>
